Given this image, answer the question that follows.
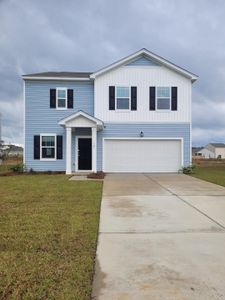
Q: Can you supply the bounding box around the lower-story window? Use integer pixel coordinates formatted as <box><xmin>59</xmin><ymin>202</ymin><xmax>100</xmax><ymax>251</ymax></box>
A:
<box><xmin>40</xmin><ymin>134</ymin><xmax>56</xmax><ymax>160</ymax></box>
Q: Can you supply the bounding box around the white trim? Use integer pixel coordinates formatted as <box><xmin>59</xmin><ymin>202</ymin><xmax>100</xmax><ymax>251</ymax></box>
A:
<box><xmin>40</xmin><ymin>133</ymin><xmax>57</xmax><ymax>161</ymax></box>
<box><xmin>190</xmin><ymin>87</ymin><xmax>192</xmax><ymax>165</ymax></box>
<box><xmin>100</xmin><ymin>121</ymin><xmax>190</xmax><ymax>124</ymax></box>
<box><xmin>56</xmin><ymin>87</ymin><xmax>67</xmax><ymax>110</ymax></box>
<box><xmin>23</xmin><ymin>81</ymin><xmax>26</xmax><ymax>165</ymax></box>
<box><xmin>115</xmin><ymin>86</ymin><xmax>131</xmax><ymax>111</ymax></box>
<box><xmin>90</xmin><ymin>48</ymin><xmax>198</xmax><ymax>81</ymax></box>
<box><xmin>66</xmin><ymin>128</ymin><xmax>72</xmax><ymax>174</ymax></box>
<box><xmin>22</xmin><ymin>76</ymin><xmax>91</xmax><ymax>81</ymax></box>
<box><xmin>75</xmin><ymin>135</ymin><xmax>92</xmax><ymax>172</ymax></box>
<box><xmin>92</xmin><ymin>127</ymin><xmax>97</xmax><ymax>173</ymax></box>
<box><xmin>59</xmin><ymin>110</ymin><xmax>103</xmax><ymax>129</ymax></box>
<box><xmin>102</xmin><ymin>137</ymin><xmax>184</xmax><ymax>172</ymax></box>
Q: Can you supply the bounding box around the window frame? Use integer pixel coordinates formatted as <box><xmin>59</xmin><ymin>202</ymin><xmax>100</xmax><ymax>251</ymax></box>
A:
<box><xmin>56</xmin><ymin>87</ymin><xmax>67</xmax><ymax>110</ymax></box>
<box><xmin>115</xmin><ymin>86</ymin><xmax>131</xmax><ymax>111</ymax></box>
<box><xmin>156</xmin><ymin>86</ymin><xmax>171</xmax><ymax>111</ymax></box>
<box><xmin>40</xmin><ymin>134</ymin><xmax>57</xmax><ymax>161</ymax></box>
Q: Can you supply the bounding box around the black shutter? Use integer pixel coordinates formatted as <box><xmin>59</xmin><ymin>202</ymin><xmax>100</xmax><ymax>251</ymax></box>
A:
<box><xmin>149</xmin><ymin>87</ymin><xmax>156</xmax><ymax>110</ymax></box>
<box><xmin>131</xmin><ymin>87</ymin><xmax>137</xmax><ymax>110</ymax></box>
<box><xmin>34</xmin><ymin>135</ymin><xmax>40</xmax><ymax>159</ymax></box>
<box><xmin>109</xmin><ymin>86</ymin><xmax>115</xmax><ymax>110</ymax></box>
<box><xmin>67</xmin><ymin>89</ymin><xmax>73</xmax><ymax>109</ymax></box>
<box><xmin>57</xmin><ymin>135</ymin><xmax>63</xmax><ymax>159</ymax></box>
<box><xmin>171</xmin><ymin>87</ymin><xmax>177</xmax><ymax>111</ymax></box>
<box><xmin>50</xmin><ymin>89</ymin><xmax>56</xmax><ymax>108</ymax></box>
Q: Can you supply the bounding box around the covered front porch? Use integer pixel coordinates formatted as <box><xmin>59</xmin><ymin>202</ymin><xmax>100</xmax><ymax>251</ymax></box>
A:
<box><xmin>59</xmin><ymin>111</ymin><xmax>103</xmax><ymax>174</ymax></box>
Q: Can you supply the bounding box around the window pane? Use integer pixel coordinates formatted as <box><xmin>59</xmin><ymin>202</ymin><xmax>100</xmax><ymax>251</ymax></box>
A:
<box><xmin>42</xmin><ymin>136</ymin><xmax>55</xmax><ymax>147</ymax></box>
<box><xmin>157</xmin><ymin>98</ymin><xmax>170</xmax><ymax>109</ymax></box>
<box><xmin>58</xmin><ymin>89</ymin><xmax>66</xmax><ymax>98</ymax></box>
<box><xmin>58</xmin><ymin>98</ymin><xmax>66</xmax><ymax>108</ymax></box>
<box><xmin>42</xmin><ymin>147</ymin><xmax>55</xmax><ymax>158</ymax></box>
<box><xmin>157</xmin><ymin>87</ymin><xmax>170</xmax><ymax>97</ymax></box>
<box><xmin>117</xmin><ymin>98</ymin><xmax>129</xmax><ymax>109</ymax></box>
<box><xmin>116</xmin><ymin>87</ymin><xmax>129</xmax><ymax>98</ymax></box>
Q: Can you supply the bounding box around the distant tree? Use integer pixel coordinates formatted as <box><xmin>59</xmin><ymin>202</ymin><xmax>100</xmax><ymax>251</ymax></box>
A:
<box><xmin>0</xmin><ymin>139</ymin><xmax>4</xmax><ymax>160</ymax></box>
<box><xmin>0</xmin><ymin>141</ymin><xmax>12</xmax><ymax>160</ymax></box>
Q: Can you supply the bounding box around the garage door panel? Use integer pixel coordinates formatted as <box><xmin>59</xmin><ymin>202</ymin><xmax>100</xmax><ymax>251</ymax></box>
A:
<box><xmin>104</xmin><ymin>139</ymin><xmax>181</xmax><ymax>173</ymax></box>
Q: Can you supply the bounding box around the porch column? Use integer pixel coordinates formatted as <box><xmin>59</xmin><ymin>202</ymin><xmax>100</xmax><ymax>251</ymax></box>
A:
<box><xmin>92</xmin><ymin>127</ymin><xmax>97</xmax><ymax>173</ymax></box>
<box><xmin>66</xmin><ymin>127</ymin><xmax>72</xmax><ymax>174</ymax></box>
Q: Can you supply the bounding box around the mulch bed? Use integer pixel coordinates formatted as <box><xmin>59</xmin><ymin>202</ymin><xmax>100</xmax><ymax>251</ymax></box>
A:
<box><xmin>87</xmin><ymin>171</ymin><xmax>105</xmax><ymax>179</ymax></box>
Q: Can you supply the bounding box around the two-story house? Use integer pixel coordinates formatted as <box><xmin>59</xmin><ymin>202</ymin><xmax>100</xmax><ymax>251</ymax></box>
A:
<box><xmin>23</xmin><ymin>48</ymin><xmax>198</xmax><ymax>174</ymax></box>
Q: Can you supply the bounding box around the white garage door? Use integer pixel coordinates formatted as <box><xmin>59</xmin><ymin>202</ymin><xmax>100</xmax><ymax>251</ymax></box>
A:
<box><xmin>103</xmin><ymin>139</ymin><xmax>182</xmax><ymax>173</ymax></box>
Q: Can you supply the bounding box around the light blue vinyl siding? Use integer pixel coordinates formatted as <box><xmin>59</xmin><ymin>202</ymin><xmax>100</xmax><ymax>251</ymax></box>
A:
<box><xmin>126</xmin><ymin>56</ymin><xmax>160</xmax><ymax>66</ymax></box>
<box><xmin>25</xmin><ymin>80</ymin><xmax>94</xmax><ymax>171</ymax></box>
<box><xmin>97</xmin><ymin>123</ymin><xmax>190</xmax><ymax>171</ymax></box>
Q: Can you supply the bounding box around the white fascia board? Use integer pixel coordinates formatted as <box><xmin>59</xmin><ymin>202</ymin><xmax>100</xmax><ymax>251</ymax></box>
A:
<box><xmin>22</xmin><ymin>76</ymin><xmax>91</xmax><ymax>81</ymax></box>
<box><xmin>90</xmin><ymin>48</ymin><xmax>198</xmax><ymax>82</ymax></box>
<box><xmin>58</xmin><ymin>111</ymin><xmax>103</xmax><ymax>127</ymax></box>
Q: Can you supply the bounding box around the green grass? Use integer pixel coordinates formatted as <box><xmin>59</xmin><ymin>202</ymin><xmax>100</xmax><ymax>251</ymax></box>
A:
<box><xmin>0</xmin><ymin>164</ymin><xmax>11</xmax><ymax>173</ymax></box>
<box><xmin>191</xmin><ymin>165</ymin><xmax>225</xmax><ymax>187</ymax></box>
<box><xmin>0</xmin><ymin>175</ymin><xmax>102</xmax><ymax>299</ymax></box>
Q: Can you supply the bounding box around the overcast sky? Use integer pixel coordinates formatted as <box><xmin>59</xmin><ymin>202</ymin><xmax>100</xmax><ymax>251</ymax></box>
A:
<box><xmin>0</xmin><ymin>0</ymin><xmax>225</xmax><ymax>146</ymax></box>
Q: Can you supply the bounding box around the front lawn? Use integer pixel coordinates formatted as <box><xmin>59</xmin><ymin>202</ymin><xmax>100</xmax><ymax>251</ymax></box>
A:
<box><xmin>0</xmin><ymin>175</ymin><xmax>102</xmax><ymax>299</ymax></box>
<box><xmin>191</xmin><ymin>165</ymin><xmax>225</xmax><ymax>187</ymax></box>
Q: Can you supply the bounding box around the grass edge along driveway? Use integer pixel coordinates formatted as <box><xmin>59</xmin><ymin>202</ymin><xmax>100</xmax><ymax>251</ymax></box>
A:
<box><xmin>0</xmin><ymin>175</ymin><xmax>102</xmax><ymax>300</ymax></box>
<box><xmin>191</xmin><ymin>165</ymin><xmax>225</xmax><ymax>188</ymax></box>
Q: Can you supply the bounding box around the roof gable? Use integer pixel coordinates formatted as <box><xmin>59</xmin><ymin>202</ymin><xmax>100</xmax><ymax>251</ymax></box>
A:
<box><xmin>90</xmin><ymin>48</ymin><xmax>198</xmax><ymax>82</ymax></box>
<box><xmin>58</xmin><ymin>110</ymin><xmax>103</xmax><ymax>129</ymax></box>
<box><xmin>125</xmin><ymin>55</ymin><xmax>160</xmax><ymax>67</ymax></box>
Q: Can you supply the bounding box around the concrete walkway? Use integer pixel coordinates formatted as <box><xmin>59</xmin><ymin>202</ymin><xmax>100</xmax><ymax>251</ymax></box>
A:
<box><xmin>92</xmin><ymin>174</ymin><xmax>225</xmax><ymax>300</ymax></box>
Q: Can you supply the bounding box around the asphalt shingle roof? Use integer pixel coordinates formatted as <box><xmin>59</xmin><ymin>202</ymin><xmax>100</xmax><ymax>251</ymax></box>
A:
<box><xmin>210</xmin><ymin>143</ymin><xmax>225</xmax><ymax>148</ymax></box>
<box><xmin>23</xmin><ymin>71</ymin><xmax>92</xmax><ymax>78</ymax></box>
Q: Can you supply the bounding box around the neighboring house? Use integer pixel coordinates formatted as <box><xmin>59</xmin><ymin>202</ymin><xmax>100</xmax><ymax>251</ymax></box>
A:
<box><xmin>0</xmin><ymin>144</ymin><xmax>23</xmax><ymax>157</ymax></box>
<box><xmin>22</xmin><ymin>48</ymin><xmax>198</xmax><ymax>174</ymax></box>
<box><xmin>197</xmin><ymin>143</ymin><xmax>225</xmax><ymax>159</ymax></box>
<box><xmin>192</xmin><ymin>147</ymin><xmax>203</xmax><ymax>156</ymax></box>
<box><xmin>8</xmin><ymin>145</ymin><xmax>23</xmax><ymax>156</ymax></box>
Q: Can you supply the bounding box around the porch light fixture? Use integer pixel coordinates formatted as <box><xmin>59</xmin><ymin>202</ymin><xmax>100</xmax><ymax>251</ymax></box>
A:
<box><xmin>140</xmin><ymin>131</ymin><xmax>144</xmax><ymax>138</ymax></box>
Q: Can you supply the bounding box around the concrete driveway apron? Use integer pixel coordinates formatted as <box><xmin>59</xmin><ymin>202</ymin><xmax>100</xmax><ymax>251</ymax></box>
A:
<box><xmin>92</xmin><ymin>174</ymin><xmax>225</xmax><ymax>300</ymax></box>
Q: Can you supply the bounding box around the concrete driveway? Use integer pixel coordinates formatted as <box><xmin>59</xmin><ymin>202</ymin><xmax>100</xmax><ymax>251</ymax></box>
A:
<box><xmin>92</xmin><ymin>174</ymin><xmax>225</xmax><ymax>300</ymax></box>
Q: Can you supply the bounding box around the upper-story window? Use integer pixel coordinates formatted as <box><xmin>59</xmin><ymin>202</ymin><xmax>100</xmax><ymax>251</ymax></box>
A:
<box><xmin>109</xmin><ymin>86</ymin><xmax>137</xmax><ymax>111</ymax></box>
<box><xmin>57</xmin><ymin>88</ymin><xmax>67</xmax><ymax>109</ymax></box>
<box><xmin>50</xmin><ymin>88</ymin><xmax>73</xmax><ymax>109</ymax></box>
<box><xmin>156</xmin><ymin>87</ymin><xmax>171</xmax><ymax>110</ymax></box>
<box><xmin>156</xmin><ymin>86</ymin><xmax>171</xmax><ymax>110</ymax></box>
<box><xmin>40</xmin><ymin>134</ymin><xmax>56</xmax><ymax>160</ymax></box>
<box><xmin>116</xmin><ymin>86</ymin><xmax>130</xmax><ymax>110</ymax></box>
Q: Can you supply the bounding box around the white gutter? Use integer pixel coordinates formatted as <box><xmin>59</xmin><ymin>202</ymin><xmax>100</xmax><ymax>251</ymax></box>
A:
<box><xmin>22</xmin><ymin>76</ymin><xmax>91</xmax><ymax>81</ymax></box>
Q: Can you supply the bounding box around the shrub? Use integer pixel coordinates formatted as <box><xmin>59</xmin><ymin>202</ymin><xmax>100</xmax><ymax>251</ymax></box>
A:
<box><xmin>180</xmin><ymin>165</ymin><xmax>196</xmax><ymax>174</ymax></box>
<box><xmin>10</xmin><ymin>163</ymin><xmax>25</xmax><ymax>173</ymax></box>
